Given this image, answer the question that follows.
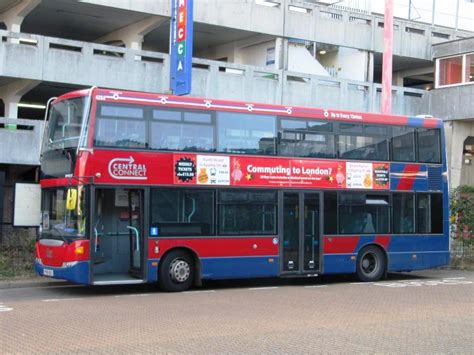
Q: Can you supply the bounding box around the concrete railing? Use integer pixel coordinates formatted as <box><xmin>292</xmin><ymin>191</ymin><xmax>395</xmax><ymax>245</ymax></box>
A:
<box><xmin>190</xmin><ymin>60</ymin><xmax>429</xmax><ymax>114</ymax></box>
<box><xmin>191</xmin><ymin>58</ymin><xmax>282</xmax><ymax>104</ymax></box>
<box><xmin>0</xmin><ymin>31</ymin><xmax>169</xmax><ymax>93</ymax></box>
<box><xmin>285</xmin><ymin>0</ymin><xmax>468</xmax><ymax>60</ymax></box>
<box><xmin>0</xmin><ymin>118</ymin><xmax>44</xmax><ymax>166</ymax></box>
<box><xmin>82</xmin><ymin>0</ymin><xmax>472</xmax><ymax>60</ymax></box>
<box><xmin>0</xmin><ymin>30</ymin><xmax>429</xmax><ymax>116</ymax></box>
<box><xmin>429</xmin><ymin>84</ymin><xmax>474</xmax><ymax>121</ymax></box>
<box><xmin>281</xmin><ymin>71</ymin><xmax>428</xmax><ymax>114</ymax></box>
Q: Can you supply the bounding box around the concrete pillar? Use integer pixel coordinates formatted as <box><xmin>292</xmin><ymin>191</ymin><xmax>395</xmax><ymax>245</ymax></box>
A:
<box><xmin>392</xmin><ymin>72</ymin><xmax>404</xmax><ymax>86</ymax></box>
<box><xmin>275</xmin><ymin>37</ymin><xmax>288</xmax><ymax>71</ymax></box>
<box><xmin>367</xmin><ymin>52</ymin><xmax>374</xmax><ymax>82</ymax></box>
<box><xmin>0</xmin><ymin>79</ymin><xmax>40</xmax><ymax>126</ymax></box>
<box><xmin>95</xmin><ymin>16</ymin><xmax>167</xmax><ymax>50</ymax></box>
<box><xmin>445</xmin><ymin>120</ymin><xmax>472</xmax><ymax>189</ymax></box>
<box><xmin>0</xmin><ymin>0</ymin><xmax>41</xmax><ymax>33</ymax></box>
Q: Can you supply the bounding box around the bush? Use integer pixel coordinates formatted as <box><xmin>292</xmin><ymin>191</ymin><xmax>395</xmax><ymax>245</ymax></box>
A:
<box><xmin>450</xmin><ymin>186</ymin><xmax>474</xmax><ymax>262</ymax></box>
<box><xmin>0</xmin><ymin>244</ymin><xmax>36</xmax><ymax>280</ymax></box>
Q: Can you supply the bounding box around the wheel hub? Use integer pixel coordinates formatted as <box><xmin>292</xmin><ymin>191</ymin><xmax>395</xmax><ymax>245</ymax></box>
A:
<box><xmin>361</xmin><ymin>253</ymin><xmax>377</xmax><ymax>275</ymax></box>
<box><xmin>169</xmin><ymin>259</ymin><xmax>190</xmax><ymax>283</ymax></box>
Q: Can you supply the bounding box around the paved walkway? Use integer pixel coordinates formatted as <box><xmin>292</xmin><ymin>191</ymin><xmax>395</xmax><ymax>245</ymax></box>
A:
<box><xmin>1</xmin><ymin>269</ymin><xmax>473</xmax><ymax>353</ymax></box>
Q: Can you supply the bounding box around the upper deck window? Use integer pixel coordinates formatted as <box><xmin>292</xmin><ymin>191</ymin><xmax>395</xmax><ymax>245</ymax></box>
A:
<box><xmin>101</xmin><ymin>105</ymin><xmax>143</xmax><ymax>118</ymax></box>
<box><xmin>392</xmin><ymin>126</ymin><xmax>416</xmax><ymax>162</ymax></box>
<box><xmin>418</xmin><ymin>129</ymin><xmax>441</xmax><ymax>163</ymax></box>
<box><xmin>88</xmin><ymin>101</ymin><xmax>442</xmax><ymax>165</ymax></box>
<box><xmin>42</xmin><ymin>96</ymin><xmax>87</xmax><ymax>177</ymax></box>
<box><xmin>94</xmin><ymin>104</ymin><xmax>146</xmax><ymax>149</ymax></box>
<box><xmin>279</xmin><ymin>119</ymin><xmax>335</xmax><ymax>158</ymax></box>
<box><xmin>217</xmin><ymin>112</ymin><xmax>276</xmax><ymax>155</ymax></box>
<box><xmin>152</xmin><ymin>109</ymin><xmax>181</xmax><ymax>121</ymax></box>
<box><xmin>338</xmin><ymin>124</ymin><xmax>389</xmax><ymax>161</ymax></box>
<box><xmin>150</xmin><ymin>109</ymin><xmax>214</xmax><ymax>152</ymax></box>
<box><xmin>44</xmin><ymin>97</ymin><xmax>86</xmax><ymax>152</ymax></box>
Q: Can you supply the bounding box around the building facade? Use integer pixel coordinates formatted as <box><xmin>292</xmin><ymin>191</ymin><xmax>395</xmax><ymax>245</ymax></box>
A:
<box><xmin>430</xmin><ymin>36</ymin><xmax>474</xmax><ymax>189</ymax></box>
<box><xmin>0</xmin><ymin>0</ymin><xmax>472</xmax><ymax>243</ymax></box>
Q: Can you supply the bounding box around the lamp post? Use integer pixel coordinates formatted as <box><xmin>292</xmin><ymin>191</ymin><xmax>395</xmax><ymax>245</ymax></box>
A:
<box><xmin>381</xmin><ymin>0</ymin><xmax>393</xmax><ymax>115</ymax></box>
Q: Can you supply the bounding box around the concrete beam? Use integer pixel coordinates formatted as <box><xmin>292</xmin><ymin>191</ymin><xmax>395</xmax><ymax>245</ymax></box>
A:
<box><xmin>395</xmin><ymin>66</ymin><xmax>434</xmax><ymax>78</ymax></box>
<box><xmin>234</xmin><ymin>34</ymin><xmax>275</xmax><ymax>50</ymax></box>
<box><xmin>0</xmin><ymin>0</ymin><xmax>41</xmax><ymax>33</ymax></box>
<box><xmin>393</xmin><ymin>66</ymin><xmax>434</xmax><ymax>86</ymax></box>
<box><xmin>95</xmin><ymin>16</ymin><xmax>167</xmax><ymax>50</ymax></box>
<box><xmin>0</xmin><ymin>79</ymin><xmax>40</xmax><ymax>118</ymax></box>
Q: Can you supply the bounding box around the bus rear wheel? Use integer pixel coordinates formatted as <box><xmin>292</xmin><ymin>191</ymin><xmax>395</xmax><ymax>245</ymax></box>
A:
<box><xmin>159</xmin><ymin>250</ymin><xmax>195</xmax><ymax>292</ymax></box>
<box><xmin>356</xmin><ymin>246</ymin><xmax>386</xmax><ymax>282</ymax></box>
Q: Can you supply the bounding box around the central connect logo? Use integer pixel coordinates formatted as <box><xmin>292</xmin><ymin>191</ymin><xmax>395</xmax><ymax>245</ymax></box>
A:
<box><xmin>108</xmin><ymin>156</ymin><xmax>148</xmax><ymax>180</ymax></box>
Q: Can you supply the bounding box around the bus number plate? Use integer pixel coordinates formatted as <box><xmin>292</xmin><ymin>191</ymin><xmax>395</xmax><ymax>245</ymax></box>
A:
<box><xmin>43</xmin><ymin>269</ymin><xmax>54</xmax><ymax>277</ymax></box>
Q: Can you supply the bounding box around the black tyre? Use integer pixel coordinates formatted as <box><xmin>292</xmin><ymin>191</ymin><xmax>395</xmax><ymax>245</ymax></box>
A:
<box><xmin>158</xmin><ymin>250</ymin><xmax>194</xmax><ymax>292</ymax></box>
<box><xmin>356</xmin><ymin>246</ymin><xmax>386</xmax><ymax>282</ymax></box>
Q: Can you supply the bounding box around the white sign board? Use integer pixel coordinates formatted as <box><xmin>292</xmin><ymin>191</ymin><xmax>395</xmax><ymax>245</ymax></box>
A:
<box><xmin>196</xmin><ymin>155</ymin><xmax>230</xmax><ymax>185</ymax></box>
<box><xmin>14</xmin><ymin>183</ymin><xmax>41</xmax><ymax>227</ymax></box>
<box><xmin>346</xmin><ymin>162</ymin><xmax>373</xmax><ymax>189</ymax></box>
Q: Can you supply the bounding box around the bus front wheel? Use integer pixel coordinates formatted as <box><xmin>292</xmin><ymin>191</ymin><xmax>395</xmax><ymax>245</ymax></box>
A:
<box><xmin>159</xmin><ymin>250</ymin><xmax>195</xmax><ymax>292</ymax></box>
<box><xmin>356</xmin><ymin>246</ymin><xmax>386</xmax><ymax>282</ymax></box>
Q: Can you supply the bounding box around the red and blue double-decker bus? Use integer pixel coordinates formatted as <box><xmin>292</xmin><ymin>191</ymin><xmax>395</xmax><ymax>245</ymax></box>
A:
<box><xmin>35</xmin><ymin>87</ymin><xmax>449</xmax><ymax>291</ymax></box>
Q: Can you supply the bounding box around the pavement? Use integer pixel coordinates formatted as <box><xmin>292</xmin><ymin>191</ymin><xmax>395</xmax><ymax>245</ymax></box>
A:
<box><xmin>1</xmin><ymin>269</ymin><xmax>473</xmax><ymax>353</ymax></box>
<box><xmin>0</xmin><ymin>277</ymin><xmax>69</xmax><ymax>290</ymax></box>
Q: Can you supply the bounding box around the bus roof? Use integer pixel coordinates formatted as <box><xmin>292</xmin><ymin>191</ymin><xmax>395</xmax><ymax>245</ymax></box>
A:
<box><xmin>53</xmin><ymin>87</ymin><xmax>443</xmax><ymax>129</ymax></box>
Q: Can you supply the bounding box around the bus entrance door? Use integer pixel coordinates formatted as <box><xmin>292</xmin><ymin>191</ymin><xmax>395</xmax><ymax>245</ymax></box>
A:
<box><xmin>281</xmin><ymin>192</ymin><xmax>321</xmax><ymax>274</ymax></box>
<box><xmin>92</xmin><ymin>188</ymin><xmax>145</xmax><ymax>285</ymax></box>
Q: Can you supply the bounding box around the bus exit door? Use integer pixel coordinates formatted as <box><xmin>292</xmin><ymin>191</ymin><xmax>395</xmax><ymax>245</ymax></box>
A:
<box><xmin>91</xmin><ymin>188</ymin><xmax>145</xmax><ymax>285</ymax></box>
<box><xmin>280</xmin><ymin>192</ymin><xmax>322</xmax><ymax>274</ymax></box>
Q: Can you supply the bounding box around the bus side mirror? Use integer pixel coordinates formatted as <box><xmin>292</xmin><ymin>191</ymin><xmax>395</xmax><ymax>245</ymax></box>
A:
<box><xmin>66</xmin><ymin>188</ymin><xmax>77</xmax><ymax>210</ymax></box>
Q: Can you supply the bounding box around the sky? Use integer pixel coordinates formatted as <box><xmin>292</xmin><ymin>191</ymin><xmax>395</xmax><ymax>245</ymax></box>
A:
<box><xmin>323</xmin><ymin>0</ymin><xmax>474</xmax><ymax>31</ymax></box>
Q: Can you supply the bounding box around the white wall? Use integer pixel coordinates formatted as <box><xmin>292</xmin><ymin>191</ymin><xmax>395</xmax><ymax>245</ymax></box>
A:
<box><xmin>195</xmin><ymin>42</ymin><xmax>237</xmax><ymax>62</ymax></box>
<box><xmin>196</xmin><ymin>38</ymin><xmax>369</xmax><ymax>80</ymax></box>
<box><xmin>236</xmin><ymin>40</ymin><xmax>275</xmax><ymax>67</ymax></box>
<box><xmin>287</xmin><ymin>42</ymin><xmax>330</xmax><ymax>76</ymax></box>
<box><xmin>317</xmin><ymin>47</ymin><xmax>368</xmax><ymax>81</ymax></box>
<box><xmin>195</xmin><ymin>36</ymin><xmax>277</xmax><ymax>68</ymax></box>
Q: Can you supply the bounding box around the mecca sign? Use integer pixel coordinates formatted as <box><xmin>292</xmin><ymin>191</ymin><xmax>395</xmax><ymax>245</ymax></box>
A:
<box><xmin>170</xmin><ymin>0</ymin><xmax>193</xmax><ymax>95</ymax></box>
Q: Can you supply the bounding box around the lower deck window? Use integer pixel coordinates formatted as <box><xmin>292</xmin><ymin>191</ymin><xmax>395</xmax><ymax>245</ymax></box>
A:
<box><xmin>149</xmin><ymin>189</ymin><xmax>442</xmax><ymax>237</ymax></box>
<box><xmin>338</xmin><ymin>193</ymin><xmax>390</xmax><ymax>234</ymax></box>
<box><xmin>218</xmin><ymin>190</ymin><xmax>277</xmax><ymax>235</ymax></box>
<box><xmin>417</xmin><ymin>194</ymin><xmax>443</xmax><ymax>233</ymax></box>
<box><xmin>150</xmin><ymin>189</ymin><xmax>214</xmax><ymax>236</ymax></box>
<box><xmin>393</xmin><ymin>193</ymin><xmax>415</xmax><ymax>234</ymax></box>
